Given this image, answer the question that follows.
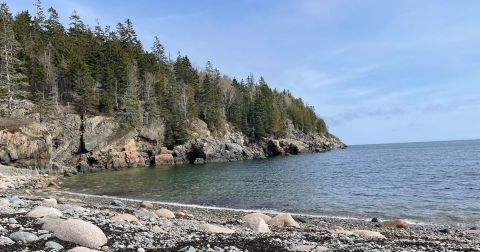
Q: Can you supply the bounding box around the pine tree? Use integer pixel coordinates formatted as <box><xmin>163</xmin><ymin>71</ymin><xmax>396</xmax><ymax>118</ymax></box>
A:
<box><xmin>0</xmin><ymin>3</ymin><xmax>28</xmax><ymax>115</ymax></box>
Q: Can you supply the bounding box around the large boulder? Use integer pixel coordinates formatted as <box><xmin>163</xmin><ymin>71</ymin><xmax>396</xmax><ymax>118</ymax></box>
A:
<box><xmin>266</xmin><ymin>139</ymin><xmax>284</xmax><ymax>156</ymax></box>
<box><xmin>155</xmin><ymin>153</ymin><xmax>174</xmax><ymax>166</ymax></box>
<box><xmin>242</xmin><ymin>212</ymin><xmax>272</xmax><ymax>223</ymax></box>
<box><xmin>107</xmin><ymin>139</ymin><xmax>146</xmax><ymax>168</ymax></box>
<box><xmin>243</xmin><ymin>216</ymin><xmax>271</xmax><ymax>233</ymax></box>
<box><xmin>267</xmin><ymin>213</ymin><xmax>300</xmax><ymax>228</ymax></box>
<box><xmin>50</xmin><ymin>219</ymin><xmax>108</xmax><ymax>248</ymax></box>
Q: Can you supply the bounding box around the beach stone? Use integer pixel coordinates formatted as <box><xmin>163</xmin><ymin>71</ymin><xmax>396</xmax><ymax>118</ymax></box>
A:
<box><xmin>140</xmin><ymin>201</ymin><xmax>153</xmax><ymax>209</ymax></box>
<box><xmin>438</xmin><ymin>228</ymin><xmax>451</xmax><ymax>234</ymax></box>
<box><xmin>267</xmin><ymin>213</ymin><xmax>300</xmax><ymax>228</ymax></box>
<box><xmin>330</xmin><ymin>225</ymin><xmax>358</xmax><ymax>236</ymax></box>
<box><xmin>179</xmin><ymin>246</ymin><xmax>197</xmax><ymax>252</ymax></box>
<box><xmin>243</xmin><ymin>216</ymin><xmax>271</xmax><ymax>233</ymax></box>
<box><xmin>0</xmin><ymin>198</ymin><xmax>10</xmax><ymax>207</ymax></box>
<box><xmin>134</xmin><ymin>209</ymin><xmax>157</xmax><ymax>219</ymax></box>
<box><xmin>371</xmin><ymin>217</ymin><xmax>379</xmax><ymax>223</ymax></box>
<box><xmin>155</xmin><ymin>208</ymin><xmax>175</xmax><ymax>219</ymax></box>
<box><xmin>202</xmin><ymin>223</ymin><xmax>235</xmax><ymax>234</ymax></box>
<box><xmin>290</xmin><ymin>245</ymin><xmax>328</xmax><ymax>252</ymax></box>
<box><xmin>137</xmin><ymin>248</ymin><xmax>145</xmax><ymax>252</ymax></box>
<box><xmin>152</xmin><ymin>225</ymin><xmax>168</xmax><ymax>234</ymax></box>
<box><xmin>464</xmin><ymin>229</ymin><xmax>480</xmax><ymax>235</ymax></box>
<box><xmin>110</xmin><ymin>213</ymin><xmax>139</xmax><ymax>222</ymax></box>
<box><xmin>46</xmin><ymin>240</ymin><xmax>64</xmax><ymax>250</ymax></box>
<box><xmin>242</xmin><ymin>212</ymin><xmax>272</xmax><ymax>223</ymax></box>
<box><xmin>380</xmin><ymin>219</ymin><xmax>408</xmax><ymax>228</ymax></box>
<box><xmin>9</xmin><ymin>196</ymin><xmax>25</xmax><ymax>206</ymax></box>
<box><xmin>68</xmin><ymin>247</ymin><xmax>102</xmax><ymax>252</ymax></box>
<box><xmin>10</xmin><ymin>231</ymin><xmax>39</xmax><ymax>243</ymax></box>
<box><xmin>26</xmin><ymin>206</ymin><xmax>63</xmax><ymax>218</ymax></box>
<box><xmin>63</xmin><ymin>206</ymin><xmax>90</xmax><ymax>214</ymax></box>
<box><xmin>52</xmin><ymin>219</ymin><xmax>107</xmax><ymax>248</ymax></box>
<box><xmin>8</xmin><ymin>217</ymin><xmax>17</xmax><ymax>224</ymax></box>
<box><xmin>111</xmin><ymin>199</ymin><xmax>126</xmax><ymax>207</ymax></box>
<box><xmin>352</xmin><ymin>229</ymin><xmax>386</xmax><ymax>238</ymax></box>
<box><xmin>0</xmin><ymin>236</ymin><xmax>14</xmax><ymax>245</ymax></box>
<box><xmin>42</xmin><ymin>198</ymin><xmax>58</xmax><ymax>207</ymax></box>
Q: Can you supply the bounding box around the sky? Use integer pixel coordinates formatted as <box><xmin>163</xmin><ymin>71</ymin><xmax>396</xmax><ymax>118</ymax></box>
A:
<box><xmin>7</xmin><ymin>0</ymin><xmax>480</xmax><ymax>145</ymax></box>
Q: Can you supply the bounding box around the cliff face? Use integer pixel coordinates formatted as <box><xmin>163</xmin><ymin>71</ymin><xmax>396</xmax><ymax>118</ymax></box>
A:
<box><xmin>0</xmin><ymin>114</ymin><xmax>345</xmax><ymax>173</ymax></box>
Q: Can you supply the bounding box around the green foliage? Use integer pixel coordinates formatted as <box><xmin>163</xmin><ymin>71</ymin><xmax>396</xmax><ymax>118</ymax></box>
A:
<box><xmin>1</xmin><ymin>1</ymin><xmax>330</xmax><ymax>146</ymax></box>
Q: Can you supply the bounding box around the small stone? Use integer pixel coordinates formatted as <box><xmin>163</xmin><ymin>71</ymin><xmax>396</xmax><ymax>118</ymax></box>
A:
<box><xmin>111</xmin><ymin>199</ymin><xmax>126</xmax><ymax>207</ymax></box>
<box><xmin>46</xmin><ymin>241</ymin><xmax>64</xmax><ymax>250</ymax></box>
<box><xmin>10</xmin><ymin>231</ymin><xmax>39</xmax><ymax>243</ymax></box>
<box><xmin>68</xmin><ymin>247</ymin><xmax>102</xmax><ymax>252</ymax></box>
<box><xmin>202</xmin><ymin>223</ymin><xmax>234</xmax><ymax>234</ymax></box>
<box><xmin>110</xmin><ymin>213</ymin><xmax>139</xmax><ymax>222</ymax></box>
<box><xmin>152</xmin><ymin>225</ymin><xmax>168</xmax><ymax>234</ymax></box>
<box><xmin>42</xmin><ymin>198</ymin><xmax>58</xmax><ymax>207</ymax></box>
<box><xmin>9</xmin><ymin>196</ymin><xmax>25</xmax><ymax>206</ymax></box>
<box><xmin>290</xmin><ymin>245</ymin><xmax>328</xmax><ymax>252</ymax></box>
<box><xmin>352</xmin><ymin>229</ymin><xmax>385</xmax><ymax>238</ymax></box>
<box><xmin>140</xmin><ymin>201</ymin><xmax>153</xmax><ymax>209</ymax></box>
<box><xmin>438</xmin><ymin>228</ymin><xmax>451</xmax><ymax>234</ymax></box>
<box><xmin>8</xmin><ymin>218</ymin><xmax>17</xmax><ymax>224</ymax></box>
<box><xmin>137</xmin><ymin>248</ymin><xmax>145</xmax><ymax>252</ymax></box>
<box><xmin>0</xmin><ymin>236</ymin><xmax>14</xmax><ymax>246</ymax></box>
<box><xmin>371</xmin><ymin>217</ymin><xmax>379</xmax><ymax>223</ymax></box>
<box><xmin>155</xmin><ymin>208</ymin><xmax>175</xmax><ymax>219</ymax></box>
<box><xmin>380</xmin><ymin>219</ymin><xmax>408</xmax><ymax>228</ymax></box>
<box><xmin>178</xmin><ymin>246</ymin><xmax>197</xmax><ymax>252</ymax></box>
<box><xmin>26</xmin><ymin>206</ymin><xmax>63</xmax><ymax>218</ymax></box>
<box><xmin>0</xmin><ymin>198</ymin><xmax>10</xmax><ymax>207</ymax></box>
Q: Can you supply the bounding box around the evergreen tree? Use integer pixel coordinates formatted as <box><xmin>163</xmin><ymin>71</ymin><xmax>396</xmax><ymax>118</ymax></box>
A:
<box><xmin>0</xmin><ymin>3</ymin><xmax>28</xmax><ymax>115</ymax></box>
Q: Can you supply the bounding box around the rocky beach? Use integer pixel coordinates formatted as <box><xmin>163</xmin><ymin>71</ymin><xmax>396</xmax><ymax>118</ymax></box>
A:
<box><xmin>1</xmin><ymin>165</ymin><xmax>479</xmax><ymax>252</ymax></box>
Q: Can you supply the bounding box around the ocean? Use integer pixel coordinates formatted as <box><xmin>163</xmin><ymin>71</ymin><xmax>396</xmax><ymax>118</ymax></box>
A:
<box><xmin>62</xmin><ymin>139</ymin><xmax>480</xmax><ymax>225</ymax></box>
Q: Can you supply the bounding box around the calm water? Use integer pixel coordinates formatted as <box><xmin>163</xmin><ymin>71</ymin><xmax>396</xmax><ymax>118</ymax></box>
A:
<box><xmin>62</xmin><ymin>140</ymin><xmax>480</xmax><ymax>225</ymax></box>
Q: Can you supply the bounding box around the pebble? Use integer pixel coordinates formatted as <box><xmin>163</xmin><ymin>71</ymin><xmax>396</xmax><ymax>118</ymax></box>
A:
<box><xmin>8</xmin><ymin>217</ymin><xmax>17</xmax><ymax>224</ymax></box>
<box><xmin>0</xmin><ymin>236</ymin><xmax>14</xmax><ymax>245</ymax></box>
<box><xmin>438</xmin><ymin>228</ymin><xmax>451</xmax><ymax>234</ymax></box>
<box><xmin>111</xmin><ymin>199</ymin><xmax>126</xmax><ymax>207</ymax></box>
<box><xmin>10</xmin><ymin>231</ymin><xmax>39</xmax><ymax>243</ymax></box>
<box><xmin>46</xmin><ymin>240</ymin><xmax>65</xmax><ymax>250</ymax></box>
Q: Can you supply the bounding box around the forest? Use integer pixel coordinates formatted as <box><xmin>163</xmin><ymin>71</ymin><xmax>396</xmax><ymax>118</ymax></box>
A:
<box><xmin>0</xmin><ymin>1</ymin><xmax>328</xmax><ymax>147</ymax></box>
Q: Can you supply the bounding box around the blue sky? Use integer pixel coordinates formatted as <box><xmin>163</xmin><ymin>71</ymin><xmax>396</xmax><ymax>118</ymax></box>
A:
<box><xmin>8</xmin><ymin>0</ymin><xmax>480</xmax><ymax>145</ymax></box>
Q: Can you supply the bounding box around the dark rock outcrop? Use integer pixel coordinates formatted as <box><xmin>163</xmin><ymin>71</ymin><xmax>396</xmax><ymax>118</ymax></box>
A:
<box><xmin>0</xmin><ymin>114</ymin><xmax>345</xmax><ymax>172</ymax></box>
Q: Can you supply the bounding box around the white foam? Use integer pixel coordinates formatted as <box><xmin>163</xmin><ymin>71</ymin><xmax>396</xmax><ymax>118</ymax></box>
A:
<box><xmin>62</xmin><ymin>191</ymin><xmax>385</xmax><ymax>222</ymax></box>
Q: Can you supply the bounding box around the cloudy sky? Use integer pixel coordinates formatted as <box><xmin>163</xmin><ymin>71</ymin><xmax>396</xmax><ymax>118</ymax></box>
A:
<box><xmin>8</xmin><ymin>0</ymin><xmax>480</xmax><ymax>145</ymax></box>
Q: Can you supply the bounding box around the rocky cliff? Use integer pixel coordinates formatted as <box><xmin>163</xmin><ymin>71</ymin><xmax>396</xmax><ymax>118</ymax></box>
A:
<box><xmin>0</xmin><ymin>113</ymin><xmax>345</xmax><ymax>173</ymax></box>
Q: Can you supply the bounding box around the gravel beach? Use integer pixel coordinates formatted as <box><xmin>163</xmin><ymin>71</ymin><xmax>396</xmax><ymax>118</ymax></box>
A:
<box><xmin>1</xmin><ymin>167</ymin><xmax>479</xmax><ymax>251</ymax></box>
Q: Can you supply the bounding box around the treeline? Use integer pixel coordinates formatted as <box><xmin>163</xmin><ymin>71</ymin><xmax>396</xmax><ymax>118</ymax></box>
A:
<box><xmin>0</xmin><ymin>1</ymin><xmax>328</xmax><ymax>147</ymax></box>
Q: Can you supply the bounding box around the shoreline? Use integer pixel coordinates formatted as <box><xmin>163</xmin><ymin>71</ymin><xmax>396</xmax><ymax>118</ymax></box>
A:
<box><xmin>1</xmin><ymin>165</ymin><xmax>480</xmax><ymax>251</ymax></box>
